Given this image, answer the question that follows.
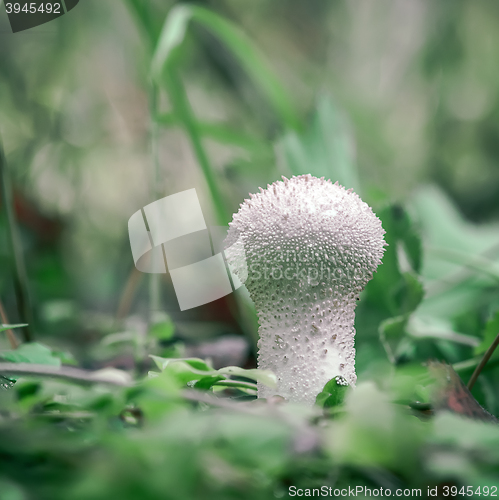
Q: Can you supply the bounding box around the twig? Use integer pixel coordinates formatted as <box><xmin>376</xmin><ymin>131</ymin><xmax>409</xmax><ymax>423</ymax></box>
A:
<box><xmin>116</xmin><ymin>266</ymin><xmax>143</xmax><ymax>322</ymax></box>
<box><xmin>0</xmin><ymin>138</ymin><xmax>34</xmax><ymax>342</ymax></box>
<box><xmin>0</xmin><ymin>299</ymin><xmax>18</xmax><ymax>349</ymax></box>
<box><xmin>467</xmin><ymin>330</ymin><xmax>499</xmax><ymax>391</ymax></box>
<box><xmin>0</xmin><ymin>363</ymin><xmax>131</xmax><ymax>386</ymax></box>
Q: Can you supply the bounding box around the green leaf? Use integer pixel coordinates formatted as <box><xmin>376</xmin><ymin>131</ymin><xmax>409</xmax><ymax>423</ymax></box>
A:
<box><xmin>51</xmin><ymin>349</ymin><xmax>78</xmax><ymax>366</ymax></box>
<box><xmin>212</xmin><ymin>380</ymin><xmax>258</xmax><ymax>392</ymax></box>
<box><xmin>150</xmin><ymin>356</ymin><xmax>277</xmax><ymax>388</ymax></box>
<box><xmin>0</xmin><ymin>479</ymin><xmax>24</xmax><ymax>500</ymax></box>
<box><xmin>0</xmin><ymin>343</ymin><xmax>61</xmax><ymax>367</ymax></box>
<box><xmin>379</xmin><ymin>316</ymin><xmax>408</xmax><ymax>364</ymax></box>
<box><xmin>150</xmin><ymin>356</ymin><xmax>213</xmax><ymax>372</ymax></box>
<box><xmin>217</xmin><ymin>366</ymin><xmax>277</xmax><ymax>389</ymax></box>
<box><xmin>316</xmin><ymin>376</ymin><xmax>349</xmax><ymax>409</ymax></box>
<box><xmin>411</xmin><ymin>185</ymin><xmax>499</xmax><ymax>274</ymax></box>
<box><xmin>365</xmin><ymin>205</ymin><xmax>423</xmax><ymax>317</ymax></box>
<box><xmin>411</xmin><ymin>186</ymin><xmax>499</xmax><ymax>319</ymax></box>
<box><xmin>398</xmin><ymin>272</ymin><xmax>425</xmax><ymax>315</ymax></box>
<box><xmin>0</xmin><ymin>324</ymin><xmax>27</xmax><ymax>333</ymax></box>
<box><xmin>194</xmin><ymin>375</ymin><xmax>226</xmax><ymax>390</ymax></box>
<box><xmin>148</xmin><ymin>319</ymin><xmax>175</xmax><ymax>341</ymax></box>
<box><xmin>0</xmin><ymin>375</ymin><xmax>15</xmax><ymax>390</ymax></box>
<box><xmin>409</xmin><ymin>316</ymin><xmax>480</xmax><ymax>347</ymax></box>
<box><xmin>136</xmin><ymin>370</ymin><xmax>183</xmax><ymax>420</ymax></box>
<box><xmin>475</xmin><ymin>310</ymin><xmax>499</xmax><ymax>356</ymax></box>
<box><xmin>279</xmin><ymin>95</ymin><xmax>360</xmax><ymax>193</ymax></box>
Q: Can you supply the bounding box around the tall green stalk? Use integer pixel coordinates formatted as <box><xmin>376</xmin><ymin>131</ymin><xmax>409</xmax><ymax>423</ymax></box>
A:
<box><xmin>148</xmin><ymin>83</ymin><xmax>162</xmax><ymax>319</ymax></box>
<box><xmin>125</xmin><ymin>3</ymin><xmax>280</xmax><ymax>351</ymax></box>
<box><xmin>164</xmin><ymin>70</ymin><xmax>229</xmax><ymax>225</ymax></box>
<box><xmin>0</xmin><ymin>138</ymin><xmax>33</xmax><ymax>342</ymax></box>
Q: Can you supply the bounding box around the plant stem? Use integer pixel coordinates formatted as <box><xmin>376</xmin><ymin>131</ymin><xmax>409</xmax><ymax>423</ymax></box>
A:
<box><xmin>467</xmin><ymin>330</ymin><xmax>499</xmax><ymax>391</ymax></box>
<box><xmin>148</xmin><ymin>83</ymin><xmax>162</xmax><ymax>319</ymax></box>
<box><xmin>0</xmin><ymin>299</ymin><xmax>18</xmax><ymax>349</ymax></box>
<box><xmin>165</xmin><ymin>70</ymin><xmax>229</xmax><ymax>225</ymax></box>
<box><xmin>124</xmin><ymin>0</ymin><xmax>159</xmax><ymax>51</ymax></box>
<box><xmin>0</xmin><ymin>139</ymin><xmax>33</xmax><ymax>342</ymax></box>
<box><xmin>116</xmin><ymin>266</ymin><xmax>143</xmax><ymax>323</ymax></box>
<box><xmin>0</xmin><ymin>363</ymin><xmax>131</xmax><ymax>386</ymax></box>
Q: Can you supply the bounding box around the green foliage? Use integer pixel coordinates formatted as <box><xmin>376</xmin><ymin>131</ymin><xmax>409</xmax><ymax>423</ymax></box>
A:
<box><xmin>315</xmin><ymin>376</ymin><xmax>349</xmax><ymax>409</ymax></box>
<box><xmin>149</xmin><ymin>355</ymin><xmax>275</xmax><ymax>392</ymax></box>
<box><xmin>2</xmin><ymin>367</ymin><xmax>499</xmax><ymax>499</ymax></box>
<box><xmin>1</xmin><ymin>1</ymin><xmax>499</xmax><ymax>498</ymax></box>
<box><xmin>0</xmin><ymin>342</ymin><xmax>61</xmax><ymax>366</ymax></box>
<box><xmin>148</xmin><ymin>316</ymin><xmax>175</xmax><ymax>341</ymax></box>
<box><xmin>475</xmin><ymin>310</ymin><xmax>499</xmax><ymax>357</ymax></box>
<box><xmin>151</xmin><ymin>5</ymin><xmax>300</xmax><ymax>130</ymax></box>
<box><xmin>366</xmin><ymin>204</ymin><xmax>423</xmax><ymax>317</ymax></box>
<box><xmin>0</xmin><ymin>324</ymin><xmax>27</xmax><ymax>333</ymax></box>
<box><xmin>279</xmin><ymin>95</ymin><xmax>360</xmax><ymax>193</ymax></box>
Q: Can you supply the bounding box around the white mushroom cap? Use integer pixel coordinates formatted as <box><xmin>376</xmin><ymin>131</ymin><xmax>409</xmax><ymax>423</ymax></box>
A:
<box><xmin>226</xmin><ymin>174</ymin><xmax>386</xmax><ymax>404</ymax></box>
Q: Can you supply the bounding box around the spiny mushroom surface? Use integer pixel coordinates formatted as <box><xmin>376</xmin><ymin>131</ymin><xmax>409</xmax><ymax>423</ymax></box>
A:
<box><xmin>225</xmin><ymin>174</ymin><xmax>386</xmax><ymax>405</ymax></box>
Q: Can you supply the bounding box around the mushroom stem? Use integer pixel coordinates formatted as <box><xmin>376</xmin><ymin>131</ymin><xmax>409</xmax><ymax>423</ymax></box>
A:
<box><xmin>226</xmin><ymin>175</ymin><xmax>386</xmax><ymax>405</ymax></box>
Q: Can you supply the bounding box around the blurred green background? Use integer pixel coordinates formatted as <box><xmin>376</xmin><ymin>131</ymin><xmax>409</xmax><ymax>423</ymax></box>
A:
<box><xmin>1</xmin><ymin>0</ymin><xmax>499</xmax><ymax>368</ymax></box>
<box><xmin>1</xmin><ymin>1</ymin><xmax>499</xmax><ymax>498</ymax></box>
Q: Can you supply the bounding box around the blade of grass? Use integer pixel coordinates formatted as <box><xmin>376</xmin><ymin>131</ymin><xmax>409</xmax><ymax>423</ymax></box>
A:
<box><xmin>127</xmin><ymin>5</ymin><xmax>259</xmax><ymax>349</ymax></box>
<box><xmin>148</xmin><ymin>83</ymin><xmax>163</xmax><ymax>317</ymax></box>
<box><xmin>425</xmin><ymin>241</ymin><xmax>499</xmax><ymax>297</ymax></box>
<box><xmin>453</xmin><ymin>356</ymin><xmax>499</xmax><ymax>373</ymax></box>
<box><xmin>124</xmin><ymin>0</ymin><xmax>160</xmax><ymax>51</ymax></box>
<box><xmin>157</xmin><ymin>113</ymin><xmax>266</xmax><ymax>153</ymax></box>
<box><xmin>162</xmin><ymin>72</ymin><xmax>259</xmax><ymax>351</ymax></box>
<box><xmin>151</xmin><ymin>5</ymin><xmax>300</xmax><ymax>131</ymax></box>
<box><xmin>124</xmin><ymin>2</ymin><xmax>165</xmax><ymax>321</ymax></box>
<box><xmin>0</xmin><ymin>138</ymin><xmax>33</xmax><ymax>342</ymax></box>
<box><xmin>426</xmin><ymin>245</ymin><xmax>499</xmax><ymax>282</ymax></box>
<box><xmin>164</xmin><ymin>70</ymin><xmax>229</xmax><ymax>225</ymax></box>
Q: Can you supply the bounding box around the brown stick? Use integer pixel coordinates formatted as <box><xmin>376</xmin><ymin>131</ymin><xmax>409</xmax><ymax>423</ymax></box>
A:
<box><xmin>467</xmin><ymin>330</ymin><xmax>499</xmax><ymax>391</ymax></box>
<box><xmin>116</xmin><ymin>266</ymin><xmax>143</xmax><ymax>322</ymax></box>
<box><xmin>0</xmin><ymin>299</ymin><xmax>18</xmax><ymax>349</ymax></box>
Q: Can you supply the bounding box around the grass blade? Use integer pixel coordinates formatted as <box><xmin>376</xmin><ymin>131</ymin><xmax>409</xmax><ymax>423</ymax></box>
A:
<box><xmin>151</xmin><ymin>5</ymin><xmax>300</xmax><ymax>130</ymax></box>
<box><xmin>164</xmin><ymin>70</ymin><xmax>229</xmax><ymax>225</ymax></box>
<box><xmin>0</xmin><ymin>138</ymin><xmax>34</xmax><ymax>342</ymax></box>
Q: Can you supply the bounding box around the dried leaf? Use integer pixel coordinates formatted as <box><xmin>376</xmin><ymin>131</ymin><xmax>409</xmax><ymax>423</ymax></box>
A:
<box><xmin>428</xmin><ymin>361</ymin><xmax>497</xmax><ymax>423</ymax></box>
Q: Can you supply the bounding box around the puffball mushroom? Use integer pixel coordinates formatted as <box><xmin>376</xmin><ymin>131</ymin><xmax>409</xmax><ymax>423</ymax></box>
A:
<box><xmin>226</xmin><ymin>174</ymin><xmax>386</xmax><ymax>405</ymax></box>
